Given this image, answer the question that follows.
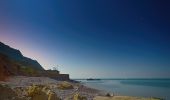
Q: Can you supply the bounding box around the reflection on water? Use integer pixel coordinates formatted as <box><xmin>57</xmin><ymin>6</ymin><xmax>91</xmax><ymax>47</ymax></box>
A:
<box><xmin>77</xmin><ymin>79</ymin><xmax>170</xmax><ymax>100</ymax></box>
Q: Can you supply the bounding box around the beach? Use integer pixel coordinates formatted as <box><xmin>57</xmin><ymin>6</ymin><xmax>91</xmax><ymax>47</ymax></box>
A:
<box><xmin>0</xmin><ymin>76</ymin><xmax>102</xmax><ymax>100</ymax></box>
<box><xmin>0</xmin><ymin>76</ymin><xmax>164</xmax><ymax>100</ymax></box>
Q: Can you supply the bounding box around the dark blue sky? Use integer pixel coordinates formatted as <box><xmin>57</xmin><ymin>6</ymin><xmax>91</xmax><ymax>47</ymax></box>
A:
<box><xmin>0</xmin><ymin>0</ymin><xmax>170</xmax><ymax>78</ymax></box>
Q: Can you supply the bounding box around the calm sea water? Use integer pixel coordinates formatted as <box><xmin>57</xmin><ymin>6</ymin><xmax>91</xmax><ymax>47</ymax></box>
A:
<box><xmin>76</xmin><ymin>79</ymin><xmax>170</xmax><ymax>100</ymax></box>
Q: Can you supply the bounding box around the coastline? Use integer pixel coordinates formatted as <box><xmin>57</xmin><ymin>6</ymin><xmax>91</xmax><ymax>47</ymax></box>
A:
<box><xmin>0</xmin><ymin>76</ymin><xmax>103</xmax><ymax>100</ymax></box>
<box><xmin>0</xmin><ymin>76</ymin><xmax>163</xmax><ymax>100</ymax></box>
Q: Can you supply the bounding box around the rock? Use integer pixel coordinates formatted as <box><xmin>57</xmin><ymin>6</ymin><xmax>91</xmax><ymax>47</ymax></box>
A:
<box><xmin>27</xmin><ymin>85</ymin><xmax>61</xmax><ymax>100</ymax></box>
<box><xmin>105</xmin><ymin>93</ymin><xmax>111</xmax><ymax>97</ymax></box>
<box><xmin>27</xmin><ymin>85</ymin><xmax>48</xmax><ymax>100</ymax></box>
<box><xmin>14</xmin><ymin>87</ymin><xmax>28</xmax><ymax>99</ymax></box>
<box><xmin>57</xmin><ymin>81</ymin><xmax>73</xmax><ymax>90</ymax></box>
<box><xmin>0</xmin><ymin>84</ymin><xmax>26</xmax><ymax>100</ymax></box>
<box><xmin>73</xmin><ymin>93</ymin><xmax>87</xmax><ymax>100</ymax></box>
<box><xmin>47</xmin><ymin>91</ymin><xmax>60</xmax><ymax>100</ymax></box>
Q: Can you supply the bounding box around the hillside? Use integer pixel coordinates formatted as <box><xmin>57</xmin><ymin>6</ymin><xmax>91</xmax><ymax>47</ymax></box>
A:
<box><xmin>0</xmin><ymin>41</ymin><xmax>69</xmax><ymax>81</ymax></box>
<box><xmin>0</xmin><ymin>53</ymin><xmax>16</xmax><ymax>80</ymax></box>
<box><xmin>0</xmin><ymin>42</ymin><xmax>44</xmax><ymax>70</ymax></box>
<box><xmin>0</xmin><ymin>42</ymin><xmax>44</xmax><ymax>80</ymax></box>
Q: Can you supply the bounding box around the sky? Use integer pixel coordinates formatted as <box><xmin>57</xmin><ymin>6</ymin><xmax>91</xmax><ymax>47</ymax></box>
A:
<box><xmin>0</xmin><ymin>0</ymin><xmax>170</xmax><ymax>78</ymax></box>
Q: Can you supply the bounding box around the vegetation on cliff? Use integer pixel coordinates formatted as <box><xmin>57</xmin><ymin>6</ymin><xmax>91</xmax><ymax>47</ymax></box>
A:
<box><xmin>0</xmin><ymin>42</ymin><xmax>44</xmax><ymax>70</ymax></box>
<box><xmin>0</xmin><ymin>53</ymin><xmax>18</xmax><ymax>80</ymax></box>
<box><xmin>0</xmin><ymin>42</ymin><xmax>69</xmax><ymax>81</ymax></box>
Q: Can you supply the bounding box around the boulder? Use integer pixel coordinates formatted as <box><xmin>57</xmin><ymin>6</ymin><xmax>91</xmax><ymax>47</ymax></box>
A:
<box><xmin>57</xmin><ymin>81</ymin><xmax>74</xmax><ymax>90</ymax></box>
<box><xmin>27</xmin><ymin>85</ymin><xmax>60</xmax><ymax>100</ymax></box>
<box><xmin>0</xmin><ymin>84</ymin><xmax>26</xmax><ymax>100</ymax></box>
<box><xmin>73</xmin><ymin>93</ymin><xmax>87</xmax><ymax>100</ymax></box>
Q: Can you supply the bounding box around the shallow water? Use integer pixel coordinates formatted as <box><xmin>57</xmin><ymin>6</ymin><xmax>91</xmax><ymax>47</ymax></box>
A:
<box><xmin>77</xmin><ymin>79</ymin><xmax>170</xmax><ymax>100</ymax></box>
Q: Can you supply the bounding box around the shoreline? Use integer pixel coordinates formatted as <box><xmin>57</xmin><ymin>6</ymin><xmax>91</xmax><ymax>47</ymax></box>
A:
<box><xmin>0</xmin><ymin>76</ymin><xmax>103</xmax><ymax>100</ymax></box>
<box><xmin>0</xmin><ymin>76</ymin><xmax>163</xmax><ymax>100</ymax></box>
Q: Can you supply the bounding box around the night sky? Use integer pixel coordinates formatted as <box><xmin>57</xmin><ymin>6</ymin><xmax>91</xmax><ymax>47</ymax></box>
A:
<box><xmin>0</xmin><ymin>0</ymin><xmax>170</xmax><ymax>78</ymax></box>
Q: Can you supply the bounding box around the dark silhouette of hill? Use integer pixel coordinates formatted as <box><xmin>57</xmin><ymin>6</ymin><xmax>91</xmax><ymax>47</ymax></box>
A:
<box><xmin>0</xmin><ymin>53</ymin><xmax>13</xmax><ymax>80</ymax></box>
<box><xmin>0</xmin><ymin>42</ymin><xmax>44</xmax><ymax>70</ymax></box>
<box><xmin>0</xmin><ymin>41</ymin><xmax>69</xmax><ymax>81</ymax></box>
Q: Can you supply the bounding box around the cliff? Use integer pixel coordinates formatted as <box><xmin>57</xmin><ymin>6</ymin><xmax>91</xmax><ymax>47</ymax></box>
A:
<box><xmin>0</xmin><ymin>41</ymin><xmax>70</xmax><ymax>81</ymax></box>
<box><xmin>0</xmin><ymin>42</ymin><xmax>44</xmax><ymax>70</ymax></box>
<box><xmin>0</xmin><ymin>53</ymin><xmax>15</xmax><ymax>80</ymax></box>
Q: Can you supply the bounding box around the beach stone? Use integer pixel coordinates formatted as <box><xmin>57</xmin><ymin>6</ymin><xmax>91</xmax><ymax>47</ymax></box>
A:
<box><xmin>0</xmin><ymin>84</ymin><xmax>26</xmax><ymax>100</ymax></box>
<box><xmin>48</xmin><ymin>91</ymin><xmax>60</xmax><ymax>100</ymax></box>
<box><xmin>27</xmin><ymin>85</ymin><xmax>61</xmax><ymax>100</ymax></box>
<box><xmin>27</xmin><ymin>85</ymin><xmax>48</xmax><ymax>100</ymax></box>
<box><xmin>57</xmin><ymin>81</ymin><xmax>73</xmax><ymax>90</ymax></box>
<box><xmin>73</xmin><ymin>93</ymin><xmax>87</xmax><ymax>100</ymax></box>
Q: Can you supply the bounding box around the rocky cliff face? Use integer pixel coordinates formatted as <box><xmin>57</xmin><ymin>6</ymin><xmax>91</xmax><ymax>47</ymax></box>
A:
<box><xmin>0</xmin><ymin>53</ymin><xmax>18</xmax><ymax>80</ymax></box>
<box><xmin>0</xmin><ymin>42</ymin><xmax>44</xmax><ymax>70</ymax></box>
<box><xmin>0</xmin><ymin>41</ymin><xmax>70</xmax><ymax>81</ymax></box>
<box><xmin>0</xmin><ymin>42</ymin><xmax>45</xmax><ymax>80</ymax></box>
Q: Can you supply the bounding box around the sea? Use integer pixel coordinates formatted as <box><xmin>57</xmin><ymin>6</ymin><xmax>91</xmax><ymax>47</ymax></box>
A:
<box><xmin>76</xmin><ymin>79</ymin><xmax>170</xmax><ymax>100</ymax></box>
